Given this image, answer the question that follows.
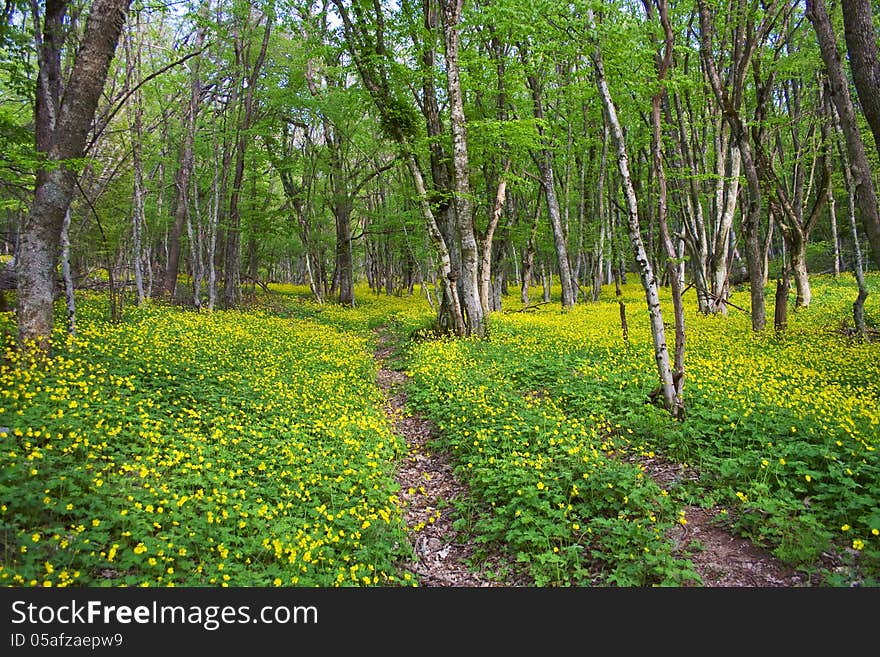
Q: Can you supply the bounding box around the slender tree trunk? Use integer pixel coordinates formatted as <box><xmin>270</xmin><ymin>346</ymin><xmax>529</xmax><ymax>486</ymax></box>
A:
<box><xmin>411</xmin><ymin>0</ymin><xmax>461</xmax><ymax>331</ymax></box>
<box><xmin>60</xmin><ymin>206</ymin><xmax>75</xmax><ymax>336</ymax></box>
<box><xmin>541</xmin><ymin>262</ymin><xmax>551</xmax><ymax>303</ymax></box>
<box><xmin>589</xmin><ymin>8</ymin><xmax>680</xmax><ymax>414</ymax></box>
<box><xmin>223</xmin><ymin>13</ymin><xmax>271</xmax><ymax>309</ymax></box>
<box><xmin>335</xmin><ymin>201</ymin><xmax>355</xmax><ymax>306</ymax></box>
<box><xmin>698</xmin><ymin>0</ymin><xmax>775</xmax><ymax>331</ymax></box>
<box><xmin>592</xmin><ymin>123</ymin><xmax>609</xmax><ymax>302</ymax></box>
<box><xmin>524</xmin><ymin>68</ymin><xmax>576</xmax><ymax>309</ymax></box>
<box><xmin>407</xmin><ymin>154</ymin><xmax>466</xmax><ymax>335</ymax></box>
<box><xmin>758</xmin><ymin>72</ymin><xmax>829</xmax><ymax>310</ymax></box>
<box><xmin>207</xmin><ymin>127</ymin><xmax>222</xmax><ymax>311</ymax></box>
<box><xmin>333</xmin><ymin>0</ymin><xmax>465</xmax><ymax>333</ymax></box>
<box><xmin>645</xmin><ymin>0</ymin><xmax>685</xmax><ymax>416</ymax></box>
<box><xmin>161</xmin><ymin>16</ymin><xmax>206</xmax><ymax>299</ymax></box>
<box><xmin>774</xmin><ymin>276</ymin><xmax>789</xmax><ymax>332</ymax></box>
<box><xmin>710</xmin><ymin>142</ymin><xmax>740</xmax><ymax>314</ymax></box>
<box><xmin>479</xmin><ymin>161</ymin><xmax>509</xmax><ymax>314</ymax></box>
<box><xmin>838</xmin><ymin>130</ymin><xmax>869</xmax><ymax>337</ymax></box>
<box><xmin>521</xmin><ymin>193</ymin><xmax>540</xmax><ymax>307</ymax></box>
<box><xmin>829</xmin><ymin>183</ymin><xmax>841</xmax><ymax>277</ymax></box>
<box><xmin>190</xmin><ymin>179</ymin><xmax>205</xmax><ymax>309</ymax></box>
<box><xmin>124</xmin><ymin>17</ymin><xmax>146</xmax><ymax>304</ymax></box>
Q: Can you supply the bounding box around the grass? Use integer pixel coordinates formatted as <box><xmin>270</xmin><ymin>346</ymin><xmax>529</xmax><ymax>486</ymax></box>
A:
<box><xmin>1</xmin><ymin>273</ymin><xmax>877</xmax><ymax>586</ymax></box>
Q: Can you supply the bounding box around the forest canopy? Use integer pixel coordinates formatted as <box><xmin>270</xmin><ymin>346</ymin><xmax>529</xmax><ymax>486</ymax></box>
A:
<box><xmin>2</xmin><ymin>0</ymin><xmax>877</xmax><ymax>346</ymax></box>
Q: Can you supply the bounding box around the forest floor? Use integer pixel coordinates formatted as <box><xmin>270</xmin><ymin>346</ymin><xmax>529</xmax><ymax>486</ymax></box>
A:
<box><xmin>374</xmin><ymin>328</ymin><xmax>821</xmax><ymax>587</ymax></box>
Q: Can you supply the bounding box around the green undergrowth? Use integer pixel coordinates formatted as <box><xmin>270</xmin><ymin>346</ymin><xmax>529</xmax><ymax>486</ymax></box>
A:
<box><xmin>1</xmin><ymin>294</ymin><xmax>415</xmax><ymax>587</ymax></box>
<box><xmin>403</xmin><ymin>274</ymin><xmax>880</xmax><ymax>586</ymax></box>
<box><xmin>1</xmin><ymin>274</ymin><xmax>878</xmax><ymax>588</ymax></box>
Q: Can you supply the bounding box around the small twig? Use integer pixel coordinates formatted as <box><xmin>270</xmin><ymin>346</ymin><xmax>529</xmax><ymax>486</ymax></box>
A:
<box><xmin>504</xmin><ymin>300</ymin><xmax>552</xmax><ymax>314</ymax></box>
<box><xmin>707</xmin><ymin>290</ymin><xmax>750</xmax><ymax>315</ymax></box>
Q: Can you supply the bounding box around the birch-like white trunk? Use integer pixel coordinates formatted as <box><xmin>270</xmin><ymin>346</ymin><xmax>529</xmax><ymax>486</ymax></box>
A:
<box><xmin>589</xmin><ymin>9</ymin><xmax>678</xmax><ymax>412</ymax></box>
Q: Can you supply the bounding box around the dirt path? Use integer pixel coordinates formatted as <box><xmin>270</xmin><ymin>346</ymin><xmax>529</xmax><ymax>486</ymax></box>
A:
<box><xmin>374</xmin><ymin>329</ymin><xmax>813</xmax><ymax>587</ymax></box>
<box><xmin>374</xmin><ymin>333</ymin><xmax>530</xmax><ymax>586</ymax></box>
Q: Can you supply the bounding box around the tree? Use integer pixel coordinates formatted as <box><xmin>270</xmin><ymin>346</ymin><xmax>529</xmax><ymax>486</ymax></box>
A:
<box><xmin>160</xmin><ymin>6</ymin><xmax>207</xmax><ymax>300</ymax></box>
<box><xmin>588</xmin><ymin>7</ymin><xmax>683</xmax><ymax>418</ymax></box>
<box><xmin>807</xmin><ymin>0</ymin><xmax>880</xmax><ymax>270</ymax></box>
<box><xmin>222</xmin><ymin>4</ymin><xmax>272</xmax><ymax>309</ymax></box>
<box><xmin>522</xmin><ymin>53</ymin><xmax>576</xmax><ymax>310</ymax></box>
<box><xmin>331</xmin><ymin>0</ymin><xmax>467</xmax><ymax>335</ymax></box>
<box><xmin>697</xmin><ymin>0</ymin><xmax>786</xmax><ymax>332</ymax></box>
<box><xmin>17</xmin><ymin>0</ymin><xmax>132</xmax><ymax>350</ymax></box>
<box><xmin>841</xmin><ymin>0</ymin><xmax>880</xmax><ymax>154</ymax></box>
<box><xmin>643</xmin><ymin>0</ymin><xmax>685</xmax><ymax>414</ymax></box>
<box><xmin>439</xmin><ymin>0</ymin><xmax>485</xmax><ymax>335</ymax></box>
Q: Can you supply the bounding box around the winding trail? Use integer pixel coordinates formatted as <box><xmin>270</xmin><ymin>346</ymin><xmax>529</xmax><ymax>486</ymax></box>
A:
<box><xmin>373</xmin><ymin>329</ymin><xmax>530</xmax><ymax>587</ymax></box>
<box><xmin>373</xmin><ymin>327</ymin><xmax>815</xmax><ymax>588</ymax></box>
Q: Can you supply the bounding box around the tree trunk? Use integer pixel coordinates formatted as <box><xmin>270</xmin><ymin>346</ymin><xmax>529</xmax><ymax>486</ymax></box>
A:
<box><xmin>524</xmin><ymin>68</ymin><xmax>576</xmax><ymax>309</ymax></box>
<box><xmin>521</xmin><ymin>194</ymin><xmax>540</xmax><ymax>307</ymax></box>
<box><xmin>589</xmin><ymin>8</ymin><xmax>680</xmax><ymax>414</ymax></box>
<box><xmin>60</xmin><ymin>206</ymin><xmax>75</xmax><ymax>336</ymax></box>
<box><xmin>479</xmin><ymin>161</ymin><xmax>509</xmax><ymax>314</ymax></box>
<box><xmin>592</xmin><ymin>123</ymin><xmax>609</xmax><ymax>303</ymax></box>
<box><xmin>710</xmin><ymin>141</ymin><xmax>740</xmax><ymax>314</ymax></box>
<box><xmin>413</xmin><ymin>0</ymin><xmax>460</xmax><ymax>332</ymax></box>
<box><xmin>841</xmin><ymin>0</ymin><xmax>880</xmax><ymax>154</ymax></box>
<box><xmin>223</xmin><ymin>13</ymin><xmax>271</xmax><ymax>309</ymax></box>
<box><xmin>190</xmin><ymin>179</ymin><xmax>205</xmax><ymax>309</ymax></box>
<box><xmin>161</xmin><ymin>16</ymin><xmax>206</xmax><ymax>299</ymax></box>
<box><xmin>774</xmin><ymin>276</ymin><xmax>790</xmax><ymax>333</ymax></box>
<box><xmin>829</xmin><ymin>183</ymin><xmax>841</xmax><ymax>277</ymax></box>
<box><xmin>541</xmin><ymin>262</ymin><xmax>551</xmax><ymax>303</ymax></box>
<box><xmin>697</xmin><ymin>0</ymin><xmax>775</xmax><ymax>331</ymax></box>
<box><xmin>440</xmin><ymin>0</ymin><xmax>484</xmax><ymax>336</ymax></box>
<box><xmin>838</xmin><ymin>128</ymin><xmax>869</xmax><ymax>337</ymax></box>
<box><xmin>124</xmin><ymin>17</ymin><xmax>146</xmax><ymax>305</ymax></box>
<box><xmin>335</xmin><ymin>202</ymin><xmax>355</xmax><ymax>307</ymax></box>
<box><xmin>17</xmin><ymin>0</ymin><xmax>131</xmax><ymax>350</ymax></box>
<box><xmin>644</xmin><ymin>0</ymin><xmax>685</xmax><ymax>416</ymax></box>
<box><xmin>808</xmin><ymin>0</ymin><xmax>880</xmax><ymax>269</ymax></box>
<box><xmin>789</xmin><ymin>228</ymin><xmax>811</xmax><ymax>307</ymax></box>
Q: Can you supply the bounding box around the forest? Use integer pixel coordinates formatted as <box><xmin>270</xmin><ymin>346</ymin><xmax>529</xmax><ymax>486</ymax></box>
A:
<box><xmin>0</xmin><ymin>0</ymin><xmax>878</xmax><ymax>588</ymax></box>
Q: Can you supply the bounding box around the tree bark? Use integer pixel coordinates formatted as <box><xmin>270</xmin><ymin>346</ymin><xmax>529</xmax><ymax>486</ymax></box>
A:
<box><xmin>223</xmin><ymin>12</ymin><xmax>271</xmax><ymax>309</ymax></box>
<box><xmin>17</xmin><ymin>0</ymin><xmax>131</xmax><ymax>350</ymax></box>
<box><xmin>440</xmin><ymin>0</ymin><xmax>484</xmax><ymax>336</ymax></box>
<box><xmin>841</xmin><ymin>0</ymin><xmax>880</xmax><ymax>154</ymax></box>
<box><xmin>411</xmin><ymin>0</ymin><xmax>461</xmax><ymax>330</ymax></box>
<box><xmin>644</xmin><ymin>0</ymin><xmax>685</xmax><ymax>417</ymax></box>
<box><xmin>697</xmin><ymin>0</ymin><xmax>779</xmax><ymax>331</ymax></box>
<box><xmin>521</xmin><ymin>192</ymin><xmax>540</xmax><ymax>307</ymax></box>
<box><xmin>124</xmin><ymin>13</ymin><xmax>146</xmax><ymax>304</ymax></box>
<box><xmin>60</xmin><ymin>207</ymin><xmax>75</xmax><ymax>335</ymax></box>
<box><xmin>524</xmin><ymin>66</ymin><xmax>576</xmax><ymax>309</ymax></box>
<box><xmin>774</xmin><ymin>276</ymin><xmax>789</xmax><ymax>333</ymax></box>
<box><xmin>837</xmin><ymin>121</ymin><xmax>869</xmax><ymax>337</ymax></box>
<box><xmin>479</xmin><ymin>161</ymin><xmax>509</xmax><ymax>314</ymax></box>
<box><xmin>332</xmin><ymin>0</ymin><xmax>465</xmax><ymax>334</ymax></box>
<box><xmin>807</xmin><ymin>0</ymin><xmax>880</xmax><ymax>270</ymax></box>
